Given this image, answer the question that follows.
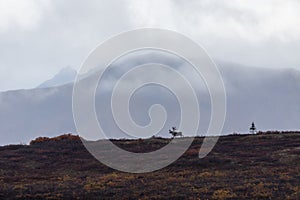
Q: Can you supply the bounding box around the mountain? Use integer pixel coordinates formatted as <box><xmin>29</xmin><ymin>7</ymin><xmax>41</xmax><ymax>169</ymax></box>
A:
<box><xmin>219</xmin><ymin>62</ymin><xmax>300</xmax><ymax>133</ymax></box>
<box><xmin>0</xmin><ymin>61</ymin><xmax>300</xmax><ymax>145</ymax></box>
<box><xmin>37</xmin><ymin>66</ymin><xmax>77</xmax><ymax>88</ymax></box>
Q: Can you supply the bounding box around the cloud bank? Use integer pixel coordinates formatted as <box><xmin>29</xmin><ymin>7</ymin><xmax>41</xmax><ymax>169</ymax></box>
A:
<box><xmin>0</xmin><ymin>0</ymin><xmax>299</xmax><ymax>91</ymax></box>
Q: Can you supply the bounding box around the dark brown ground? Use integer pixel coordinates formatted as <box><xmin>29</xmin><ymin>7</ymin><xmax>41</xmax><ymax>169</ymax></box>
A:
<box><xmin>0</xmin><ymin>132</ymin><xmax>299</xmax><ymax>199</ymax></box>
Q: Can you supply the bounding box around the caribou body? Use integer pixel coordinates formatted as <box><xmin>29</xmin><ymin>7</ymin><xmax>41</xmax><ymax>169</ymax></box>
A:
<box><xmin>169</xmin><ymin>127</ymin><xmax>183</xmax><ymax>137</ymax></box>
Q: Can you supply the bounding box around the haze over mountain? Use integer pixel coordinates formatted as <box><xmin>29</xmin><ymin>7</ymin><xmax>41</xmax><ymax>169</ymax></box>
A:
<box><xmin>0</xmin><ymin>60</ymin><xmax>299</xmax><ymax>145</ymax></box>
<box><xmin>37</xmin><ymin>66</ymin><xmax>77</xmax><ymax>89</ymax></box>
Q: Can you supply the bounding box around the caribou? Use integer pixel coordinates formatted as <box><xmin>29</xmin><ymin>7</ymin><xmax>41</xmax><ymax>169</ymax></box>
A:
<box><xmin>169</xmin><ymin>127</ymin><xmax>183</xmax><ymax>137</ymax></box>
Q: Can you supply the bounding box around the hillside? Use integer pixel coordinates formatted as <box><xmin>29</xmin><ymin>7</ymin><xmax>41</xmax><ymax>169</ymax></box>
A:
<box><xmin>0</xmin><ymin>132</ymin><xmax>299</xmax><ymax>199</ymax></box>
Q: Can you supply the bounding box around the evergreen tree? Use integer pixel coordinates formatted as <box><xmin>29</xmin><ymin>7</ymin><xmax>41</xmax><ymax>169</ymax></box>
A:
<box><xmin>250</xmin><ymin>122</ymin><xmax>256</xmax><ymax>134</ymax></box>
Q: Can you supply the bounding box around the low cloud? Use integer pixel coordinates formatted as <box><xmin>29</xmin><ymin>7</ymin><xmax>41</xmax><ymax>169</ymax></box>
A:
<box><xmin>0</xmin><ymin>0</ymin><xmax>300</xmax><ymax>91</ymax></box>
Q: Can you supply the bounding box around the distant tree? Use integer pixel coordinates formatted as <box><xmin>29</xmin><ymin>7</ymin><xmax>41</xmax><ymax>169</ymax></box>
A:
<box><xmin>250</xmin><ymin>122</ymin><xmax>256</xmax><ymax>134</ymax></box>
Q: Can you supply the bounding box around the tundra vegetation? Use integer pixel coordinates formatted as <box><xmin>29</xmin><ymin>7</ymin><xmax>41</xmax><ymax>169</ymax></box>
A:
<box><xmin>0</xmin><ymin>132</ymin><xmax>299</xmax><ymax>199</ymax></box>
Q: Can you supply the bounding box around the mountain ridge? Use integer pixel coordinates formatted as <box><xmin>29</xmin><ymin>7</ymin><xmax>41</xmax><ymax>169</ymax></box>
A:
<box><xmin>37</xmin><ymin>66</ymin><xmax>77</xmax><ymax>89</ymax></box>
<box><xmin>1</xmin><ymin>61</ymin><xmax>300</xmax><ymax>145</ymax></box>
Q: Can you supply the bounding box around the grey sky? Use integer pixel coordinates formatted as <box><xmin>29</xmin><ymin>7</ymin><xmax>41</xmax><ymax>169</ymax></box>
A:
<box><xmin>0</xmin><ymin>0</ymin><xmax>300</xmax><ymax>91</ymax></box>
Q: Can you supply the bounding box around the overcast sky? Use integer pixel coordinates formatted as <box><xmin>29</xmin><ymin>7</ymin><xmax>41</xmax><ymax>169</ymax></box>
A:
<box><xmin>0</xmin><ymin>0</ymin><xmax>300</xmax><ymax>91</ymax></box>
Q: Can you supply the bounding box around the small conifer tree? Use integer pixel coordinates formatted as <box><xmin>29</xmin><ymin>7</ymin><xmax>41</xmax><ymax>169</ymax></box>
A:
<box><xmin>250</xmin><ymin>122</ymin><xmax>256</xmax><ymax>134</ymax></box>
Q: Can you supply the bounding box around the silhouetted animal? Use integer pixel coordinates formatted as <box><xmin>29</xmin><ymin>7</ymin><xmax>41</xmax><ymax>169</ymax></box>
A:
<box><xmin>169</xmin><ymin>127</ymin><xmax>183</xmax><ymax>137</ymax></box>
